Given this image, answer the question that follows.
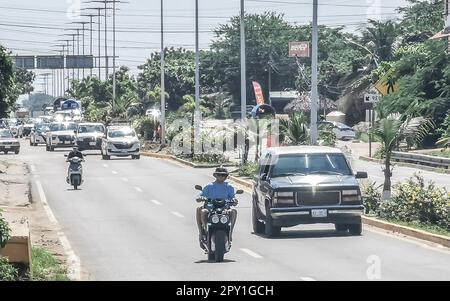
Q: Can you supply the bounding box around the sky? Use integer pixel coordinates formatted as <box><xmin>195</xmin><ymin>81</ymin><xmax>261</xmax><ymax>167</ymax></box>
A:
<box><xmin>0</xmin><ymin>0</ymin><xmax>409</xmax><ymax>93</ymax></box>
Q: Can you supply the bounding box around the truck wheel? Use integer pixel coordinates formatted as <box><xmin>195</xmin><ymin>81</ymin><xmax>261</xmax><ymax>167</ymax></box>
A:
<box><xmin>335</xmin><ymin>224</ymin><xmax>348</xmax><ymax>232</ymax></box>
<box><xmin>264</xmin><ymin>204</ymin><xmax>281</xmax><ymax>238</ymax></box>
<box><xmin>252</xmin><ymin>201</ymin><xmax>265</xmax><ymax>234</ymax></box>
<box><xmin>348</xmin><ymin>223</ymin><xmax>362</xmax><ymax>236</ymax></box>
<box><xmin>3</xmin><ymin>151</ymin><xmax>8</xmax><ymax>155</ymax></box>
<box><xmin>14</xmin><ymin>150</ymin><xmax>19</xmax><ymax>155</ymax></box>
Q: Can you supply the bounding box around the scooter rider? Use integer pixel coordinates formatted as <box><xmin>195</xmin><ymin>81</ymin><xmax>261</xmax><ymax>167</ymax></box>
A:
<box><xmin>67</xmin><ymin>144</ymin><xmax>84</xmax><ymax>161</ymax></box>
<box><xmin>196</xmin><ymin>167</ymin><xmax>238</xmax><ymax>251</ymax></box>
<box><xmin>66</xmin><ymin>144</ymin><xmax>84</xmax><ymax>183</ymax></box>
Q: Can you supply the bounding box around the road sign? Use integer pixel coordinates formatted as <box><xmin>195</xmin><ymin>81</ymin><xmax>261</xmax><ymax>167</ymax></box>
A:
<box><xmin>66</xmin><ymin>55</ymin><xmax>94</xmax><ymax>69</ymax></box>
<box><xmin>36</xmin><ymin>56</ymin><xmax>64</xmax><ymax>69</ymax></box>
<box><xmin>364</xmin><ymin>92</ymin><xmax>381</xmax><ymax>104</ymax></box>
<box><xmin>375</xmin><ymin>74</ymin><xmax>399</xmax><ymax>96</ymax></box>
<box><xmin>14</xmin><ymin>56</ymin><xmax>35</xmax><ymax>69</ymax></box>
<box><xmin>289</xmin><ymin>42</ymin><xmax>310</xmax><ymax>58</ymax></box>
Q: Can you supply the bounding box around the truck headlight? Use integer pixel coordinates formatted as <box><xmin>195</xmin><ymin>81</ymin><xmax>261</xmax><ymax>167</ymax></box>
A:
<box><xmin>220</xmin><ymin>216</ymin><xmax>229</xmax><ymax>224</ymax></box>
<box><xmin>274</xmin><ymin>191</ymin><xmax>295</xmax><ymax>206</ymax></box>
<box><xmin>342</xmin><ymin>190</ymin><xmax>361</xmax><ymax>202</ymax></box>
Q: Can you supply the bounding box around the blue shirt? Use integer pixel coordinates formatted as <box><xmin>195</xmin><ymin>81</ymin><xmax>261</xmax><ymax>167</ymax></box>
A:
<box><xmin>200</xmin><ymin>181</ymin><xmax>235</xmax><ymax>200</ymax></box>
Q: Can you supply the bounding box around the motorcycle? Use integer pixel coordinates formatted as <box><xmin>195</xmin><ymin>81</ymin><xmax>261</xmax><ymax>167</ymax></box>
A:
<box><xmin>65</xmin><ymin>155</ymin><xmax>84</xmax><ymax>190</ymax></box>
<box><xmin>195</xmin><ymin>185</ymin><xmax>243</xmax><ymax>262</ymax></box>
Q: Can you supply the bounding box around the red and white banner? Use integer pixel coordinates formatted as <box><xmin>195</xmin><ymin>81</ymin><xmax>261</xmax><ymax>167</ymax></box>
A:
<box><xmin>252</xmin><ymin>81</ymin><xmax>265</xmax><ymax>105</ymax></box>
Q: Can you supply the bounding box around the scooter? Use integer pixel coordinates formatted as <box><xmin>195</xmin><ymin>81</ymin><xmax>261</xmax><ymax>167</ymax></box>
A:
<box><xmin>195</xmin><ymin>185</ymin><xmax>243</xmax><ymax>262</ymax></box>
<box><xmin>65</xmin><ymin>155</ymin><xmax>84</xmax><ymax>190</ymax></box>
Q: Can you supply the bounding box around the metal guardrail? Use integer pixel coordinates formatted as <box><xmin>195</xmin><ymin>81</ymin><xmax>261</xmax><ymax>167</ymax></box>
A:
<box><xmin>391</xmin><ymin>151</ymin><xmax>450</xmax><ymax>169</ymax></box>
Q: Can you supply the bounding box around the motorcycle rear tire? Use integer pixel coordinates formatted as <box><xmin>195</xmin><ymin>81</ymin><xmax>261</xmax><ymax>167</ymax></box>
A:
<box><xmin>214</xmin><ymin>230</ymin><xmax>226</xmax><ymax>262</ymax></box>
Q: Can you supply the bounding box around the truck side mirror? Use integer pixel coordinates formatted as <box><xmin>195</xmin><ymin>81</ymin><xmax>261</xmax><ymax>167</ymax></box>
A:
<box><xmin>355</xmin><ymin>172</ymin><xmax>368</xmax><ymax>179</ymax></box>
<box><xmin>260</xmin><ymin>173</ymin><xmax>267</xmax><ymax>181</ymax></box>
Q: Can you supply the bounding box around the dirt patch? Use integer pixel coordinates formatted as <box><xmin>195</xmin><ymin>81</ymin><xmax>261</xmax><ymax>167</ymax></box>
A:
<box><xmin>141</xmin><ymin>141</ymin><xmax>173</xmax><ymax>155</ymax></box>
<box><xmin>0</xmin><ymin>159</ymin><xmax>91</xmax><ymax>280</ymax></box>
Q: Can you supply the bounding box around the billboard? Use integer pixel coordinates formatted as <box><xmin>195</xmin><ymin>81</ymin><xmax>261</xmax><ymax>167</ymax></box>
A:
<box><xmin>14</xmin><ymin>56</ymin><xmax>35</xmax><ymax>69</ymax></box>
<box><xmin>289</xmin><ymin>42</ymin><xmax>310</xmax><ymax>58</ymax></box>
<box><xmin>66</xmin><ymin>55</ymin><xmax>94</xmax><ymax>69</ymax></box>
<box><xmin>36</xmin><ymin>56</ymin><xmax>64</xmax><ymax>69</ymax></box>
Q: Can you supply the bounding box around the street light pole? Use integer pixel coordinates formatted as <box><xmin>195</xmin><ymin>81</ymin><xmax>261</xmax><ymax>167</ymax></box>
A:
<box><xmin>240</xmin><ymin>0</ymin><xmax>247</xmax><ymax>121</ymax></box>
<box><xmin>113</xmin><ymin>0</ymin><xmax>116</xmax><ymax>104</ymax></box>
<box><xmin>310</xmin><ymin>0</ymin><xmax>319</xmax><ymax>145</ymax></box>
<box><xmin>160</xmin><ymin>0</ymin><xmax>166</xmax><ymax>146</ymax></box>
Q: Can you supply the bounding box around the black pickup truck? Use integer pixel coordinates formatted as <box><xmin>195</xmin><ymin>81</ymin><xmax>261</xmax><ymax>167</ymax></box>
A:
<box><xmin>252</xmin><ymin>146</ymin><xmax>368</xmax><ymax>237</ymax></box>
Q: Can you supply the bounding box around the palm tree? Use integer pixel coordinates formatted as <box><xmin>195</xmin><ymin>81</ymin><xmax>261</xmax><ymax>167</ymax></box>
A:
<box><xmin>361</xmin><ymin>19</ymin><xmax>399</xmax><ymax>62</ymax></box>
<box><xmin>279</xmin><ymin>113</ymin><xmax>310</xmax><ymax>145</ymax></box>
<box><xmin>373</xmin><ymin>114</ymin><xmax>435</xmax><ymax>199</ymax></box>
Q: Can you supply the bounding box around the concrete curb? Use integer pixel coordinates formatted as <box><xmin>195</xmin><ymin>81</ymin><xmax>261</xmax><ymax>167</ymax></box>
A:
<box><xmin>359</xmin><ymin>155</ymin><xmax>450</xmax><ymax>174</ymax></box>
<box><xmin>141</xmin><ymin>152</ymin><xmax>236</xmax><ymax>169</ymax></box>
<box><xmin>362</xmin><ymin>216</ymin><xmax>450</xmax><ymax>248</ymax></box>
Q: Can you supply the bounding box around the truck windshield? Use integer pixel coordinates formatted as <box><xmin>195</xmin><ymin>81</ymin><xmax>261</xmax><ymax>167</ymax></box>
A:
<box><xmin>78</xmin><ymin>125</ymin><xmax>105</xmax><ymax>133</ymax></box>
<box><xmin>271</xmin><ymin>154</ymin><xmax>352</xmax><ymax>177</ymax></box>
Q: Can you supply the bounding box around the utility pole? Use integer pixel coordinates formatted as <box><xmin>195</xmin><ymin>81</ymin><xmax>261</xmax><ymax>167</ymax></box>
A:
<box><xmin>81</xmin><ymin>13</ymin><xmax>96</xmax><ymax>77</ymax></box>
<box><xmin>310</xmin><ymin>0</ymin><xmax>319</xmax><ymax>145</ymax></box>
<box><xmin>194</xmin><ymin>0</ymin><xmax>200</xmax><ymax>124</ymax></box>
<box><xmin>240</xmin><ymin>0</ymin><xmax>246</xmax><ymax>121</ymax></box>
<box><xmin>160</xmin><ymin>0</ymin><xmax>166</xmax><ymax>146</ymax></box>
<box><xmin>113</xmin><ymin>0</ymin><xmax>116</xmax><ymax>104</ymax></box>
<box><xmin>72</xmin><ymin>21</ymin><xmax>90</xmax><ymax>80</ymax></box>
<box><xmin>83</xmin><ymin>7</ymin><xmax>104</xmax><ymax>79</ymax></box>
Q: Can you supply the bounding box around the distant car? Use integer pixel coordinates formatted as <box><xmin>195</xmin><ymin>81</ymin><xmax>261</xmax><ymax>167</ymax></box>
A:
<box><xmin>318</xmin><ymin>121</ymin><xmax>356</xmax><ymax>141</ymax></box>
<box><xmin>30</xmin><ymin>123</ymin><xmax>50</xmax><ymax>146</ymax></box>
<box><xmin>22</xmin><ymin>122</ymin><xmax>35</xmax><ymax>137</ymax></box>
<box><xmin>76</xmin><ymin>123</ymin><xmax>105</xmax><ymax>151</ymax></box>
<box><xmin>45</xmin><ymin>122</ymin><xmax>78</xmax><ymax>151</ymax></box>
<box><xmin>252</xmin><ymin>146</ymin><xmax>367</xmax><ymax>237</ymax></box>
<box><xmin>101</xmin><ymin>126</ymin><xmax>140</xmax><ymax>160</ymax></box>
<box><xmin>0</xmin><ymin>129</ymin><xmax>20</xmax><ymax>154</ymax></box>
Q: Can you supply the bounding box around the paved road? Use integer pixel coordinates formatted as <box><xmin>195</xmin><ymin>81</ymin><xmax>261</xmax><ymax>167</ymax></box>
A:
<box><xmin>4</xmin><ymin>140</ymin><xmax>450</xmax><ymax>280</ymax></box>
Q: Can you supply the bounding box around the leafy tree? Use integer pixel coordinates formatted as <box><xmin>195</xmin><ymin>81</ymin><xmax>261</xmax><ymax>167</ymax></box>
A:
<box><xmin>279</xmin><ymin>113</ymin><xmax>310</xmax><ymax>145</ymax></box>
<box><xmin>137</xmin><ymin>48</ymin><xmax>195</xmax><ymax>111</ymax></box>
<box><xmin>372</xmin><ymin>114</ymin><xmax>435</xmax><ymax>199</ymax></box>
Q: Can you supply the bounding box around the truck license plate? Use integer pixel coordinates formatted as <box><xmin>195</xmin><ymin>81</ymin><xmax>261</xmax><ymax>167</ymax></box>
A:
<box><xmin>311</xmin><ymin>209</ymin><xmax>327</xmax><ymax>218</ymax></box>
<box><xmin>5</xmin><ymin>146</ymin><xmax>11</xmax><ymax>149</ymax></box>
<box><xmin>89</xmin><ymin>142</ymin><xmax>96</xmax><ymax>146</ymax></box>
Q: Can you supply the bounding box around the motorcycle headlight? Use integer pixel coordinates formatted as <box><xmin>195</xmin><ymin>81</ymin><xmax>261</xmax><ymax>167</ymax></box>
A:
<box><xmin>211</xmin><ymin>215</ymin><xmax>220</xmax><ymax>224</ymax></box>
<box><xmin>220</xmin><ymin>215</ymin><xmax>229</xmax><ymax>224</ymax></box>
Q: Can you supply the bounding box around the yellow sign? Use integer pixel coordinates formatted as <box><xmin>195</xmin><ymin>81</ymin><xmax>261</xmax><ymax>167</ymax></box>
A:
<box><xmin>375</xmin><ymin>75</ymin><xmax>399</xmax><ymax>96</ymax></box>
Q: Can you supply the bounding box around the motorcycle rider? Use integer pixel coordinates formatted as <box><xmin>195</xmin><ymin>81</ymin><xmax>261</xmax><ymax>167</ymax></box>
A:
<box><xmin>196</xmin><ymin>167</ymin><xmax>238</xmax><ymax>251</ymax></box>
<box><xmin>66</xmin><ymin>144</ymin><xmax>84</xmax><ymax>183</ymax></box>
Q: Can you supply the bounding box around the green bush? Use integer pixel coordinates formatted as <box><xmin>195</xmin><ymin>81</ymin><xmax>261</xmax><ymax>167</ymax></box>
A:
<box><xmin>0</xmin><ymin>256</ymin><xmax>18</xmax><ymax>281</ymax></box>
<box><xmin>237</xmin><ymin>163</ymin><xmax>258</xmax><ymax>177</ymax></box>
<box><xmin>0</xmin><ymin>210</ymin><xmax>10</xmax><ymax>248</ymax></box>
<box><xmin>318</xmin><ymin>126</ymin><xmax>337</xmax><ymax>147</ymax></box>
<box><xmin>133</xmin><ymin>116</ymin><xmax>155</xmax><ymax>141</ymax></box>
<box><xmin>378</xmin><ymin>174</ymin><xmax>450</xmax><ymax>230</ymax></box>
<box><xmin>192</xmin><ymin>153</ymin><xmax>227</xmax><ymax>164</ymax></box>
<box><xmin>361</xmin><ymin>182</ymin><xmax>383</xmax><ymax>215</ymax></box>
<box><xmin>31</xmin><ymin>247</ymin><xmax>70</xmax><ymax>281</ymax></box>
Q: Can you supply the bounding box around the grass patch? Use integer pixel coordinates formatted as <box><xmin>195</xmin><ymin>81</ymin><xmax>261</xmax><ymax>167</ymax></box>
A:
<box><xmin>31</xmin><ymin>247</ymin><xmax>70</xmax><ymax>281</ymax></box>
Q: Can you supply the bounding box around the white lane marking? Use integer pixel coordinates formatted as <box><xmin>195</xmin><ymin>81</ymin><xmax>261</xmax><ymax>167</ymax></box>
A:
<box><xmin>35</xmin><ymin>181</ymin><xmax>81</xmax><ymax>280</ymax></box>
<box><xmin>300</xmin><ymin>277</ymin><xmax>317</xmax><ymax>281</ymax></box>
<box><xmin>103</xmin><ymin>164</ymin><xmax>109</xmax><ymax>168</ymax></box>
<box><xmin>36</xmin><ymin>181</ymin><xmax>57</xmax><ymax>224</ymax></box>
<box><xmin>121</xmin><ymin>177</ymin><xmax>128</xmax><ymax>182</ymax></box>
<box><xmin>240</xmin><ymin>248</ymin><xmax>263</xmax><ymax>259</ymax></box>
<box><xmin>112</xmin><ymin>170</ymin><xmax>118</xmax><ymax>175</ymax></box>
<box><xmin>134</xmin><ymin>186</ymin><xmax>143</xmax><ymax>193</ymax></box>
<box><xmin>151</xmin><ymin>199</ymin><xmax>162</xmax><ymax>205</ymax></box>
<box><xmin>30</xmin><ymin>164</ymin><xmax>37</xmax><ymax>173</ymax></box>
<box><xmin>171</xmin><ymin>211</ymin><xmax>184</xmax><ymax>218</ymax></box>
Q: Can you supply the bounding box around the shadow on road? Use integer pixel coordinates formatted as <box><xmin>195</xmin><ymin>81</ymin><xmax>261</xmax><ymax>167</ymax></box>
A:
<box><xmin>194</xmin><ymin>259</ymin><xmax>236</xmax><ymax>264</ymax></box>
<box><xmin>253</xmin><ymin>229</ymin><xmax>357</xmax><ymax>240</ymax></box>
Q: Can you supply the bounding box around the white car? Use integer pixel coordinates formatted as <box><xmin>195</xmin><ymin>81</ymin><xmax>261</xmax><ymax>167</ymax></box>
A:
<box><xmin>0</xmin><ymin>129</ymin><xmax>20</xmax><ymax>154</ymax></box>
<box><xmin>101</xmin><ymin>126</ymin><xmax>140</xmax><ymax>160</ymax></box>
<box><xmin>30</xmin><ymin>123</ymin><xmax>50</xmax><ymax>146</ymax></box>
<box><xmin>45</xmin><ymin>122</ymin><xmax>78</xmax><ymax>151</ymax></box>
<box><xmin>319</xmin><ymin>121</ymin><xmax>356</xmax><ymax>141</ymax></box>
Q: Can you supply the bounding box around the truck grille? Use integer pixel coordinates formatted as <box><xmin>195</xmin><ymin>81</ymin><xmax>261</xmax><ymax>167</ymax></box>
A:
<box><xmin>296</xmin><ymin>191</ymin><xmax>340</xmax><ymax>206</ymax></box>
<box><xmin>58</xmin><ymin>135</ymin><xmax>73</xmax><ymax>141</ymax></box>
<box><xmin>114</xmin><ymin>143</ymin><xmax>132</xmax><ymax>150</ymax></box>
